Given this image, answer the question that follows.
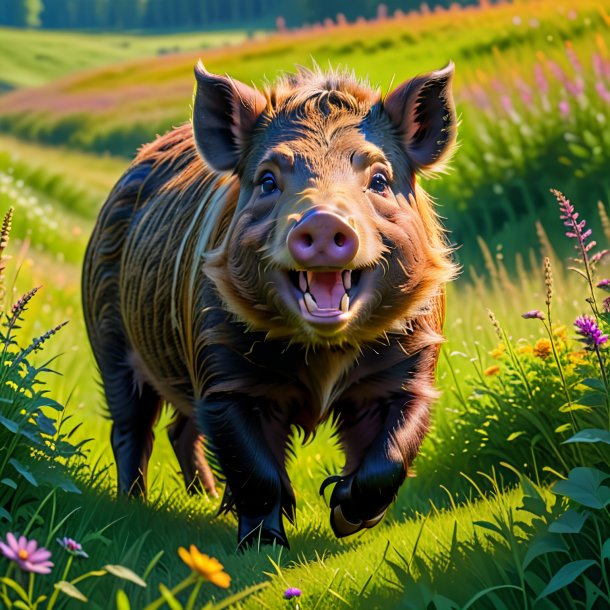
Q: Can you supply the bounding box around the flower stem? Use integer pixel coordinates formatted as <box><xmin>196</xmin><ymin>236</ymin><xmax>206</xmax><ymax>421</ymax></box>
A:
<box><xmin>47</xmin><ymin>555</ymin><xmax>73</xmax><ymax>610</ymax></box>
<box><xmin>143</xmin><ymin>574</ymin><xmax>198</xmax><ymax>610</ymax></box>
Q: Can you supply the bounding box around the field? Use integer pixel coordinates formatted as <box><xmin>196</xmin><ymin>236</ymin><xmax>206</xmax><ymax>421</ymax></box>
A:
<box><xmin>1</xmin><ymin>1</ymin><xmax>610</xmax><ymax>609</ymax></box>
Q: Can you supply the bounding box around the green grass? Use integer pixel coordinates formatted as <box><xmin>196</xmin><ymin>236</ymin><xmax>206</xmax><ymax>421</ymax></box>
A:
<box><xmin>0</xmin><ymin>27</ymin><xmax>257</xmax><ymax>91</ymax></box>
<box><xmin>2</xmin><ymin>5</ymin><xmax>610</xmax><ymax>608</ymax></box>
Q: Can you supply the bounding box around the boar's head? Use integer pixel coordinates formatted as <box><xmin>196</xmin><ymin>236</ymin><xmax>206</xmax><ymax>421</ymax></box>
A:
<box><xmin>195</xmin><ymin>63</ymin><xmax>457</xmax><ymax>346</ymax></box>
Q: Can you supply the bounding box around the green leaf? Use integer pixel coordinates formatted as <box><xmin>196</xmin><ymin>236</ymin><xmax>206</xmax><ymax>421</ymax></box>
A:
<box><xmin>14</xmin><ymin>601</ymin><xmax>30</xmax><ymax>610</ymax></box>
<box><xmin>473</xmin><ymin>520</ymin><xmax>504</xmax><ymax>537</ymax></box>
<box><xmin>538</xmin><ymin>560</ymin><xmax>597</xmax><ymax>599</ymax></box>
<box><xmin>9</xmin><ymin>458</ymin><xmax>38</xmax><ymax>487</ymax></box>
<box><xmin>553</xmin><ymin>467</ymin><xmax>610</xmax><ymax>509</ymax></box>
<box><xmin>0</xmin><ymin>507</ymin><xmax>12</xmax><ymax>522</ymax></box>
<box><xmin>116</xmin><ymin>590</ymin><xmax>131</xmax><ymax>610</ymax></box>
<box><xmin>579</xmin><ymin>378</ymin><xmax>607</xmax><ymax>393</ymax></box>
<box><xmin>0</xmin><ymin>414</ymin><xmax>18</xmax><ymax>433</ymax></box>
<box><xmin>507</xmin><ymin>431</ymin><xmax>525</xmax><ymax>441</ymax></box>
<box><xmin>159</xmin><ymin>584</ymin><xmax>183</xmax><ymax>610</ymax></box>
<box><xmin>523</xmin><ymin>534</ymin><xmax>568</xmax><ymax>569</ymax></box>
<box><xmin>1</xmin><ymin>478</ymin><xmax>16</xmax><ymax>489</ymax></box>
<box><xmin>563</xmin><ymin>429</ymin><xmax>610</xmax><ymax>445</ymax></box>
<box><xmin>0</xmin><ymin>577</ymin><xmax>29</xmax><ymax>602</ymax></box>
<box><xmin>104</xmin><ymin>565</ymin><xmax>147</xmax><ymax>588</ymax></box>
<box><xmin>548</xmin><ymin>509</ymin><xmax>589</xmax><ymax>534</ymax></box>
<box><xmin>601</xmin><ymin>538</ymin><xmax>610</xmax><ymax>563</ymax></box>
<box><xmin>54</xmin><ymin>581</ymin><xmax>88</xmax><ymax>602</ymax></box>
<box><xmin>35</xmin><ymin>412</ymin><xmax>56</xmax><ymax>436</ymax></box>
<box><xmin>575</xmin><ymin>391</ymin><xmax>606</xmax><ymax>407</ymax></box>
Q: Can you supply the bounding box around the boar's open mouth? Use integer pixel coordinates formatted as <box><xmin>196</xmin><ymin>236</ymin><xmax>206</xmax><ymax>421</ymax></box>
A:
<box><xmin>285</xmin><ymin>269</ymin><xmax>365</xmax><ymax>325</ymax></box>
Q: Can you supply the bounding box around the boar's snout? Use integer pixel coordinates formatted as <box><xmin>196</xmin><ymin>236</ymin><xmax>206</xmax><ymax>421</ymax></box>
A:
<box><xmin>287</xmin><ymin>210</ymin><xmax>359</xmax><ymax>269</ymax></box>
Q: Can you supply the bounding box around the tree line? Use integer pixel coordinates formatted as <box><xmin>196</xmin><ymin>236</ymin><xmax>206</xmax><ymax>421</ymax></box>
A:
<box><xmin>1</xmin><ymin>0</ymin><xmax>479</xmax><ymax>30</ymax></box>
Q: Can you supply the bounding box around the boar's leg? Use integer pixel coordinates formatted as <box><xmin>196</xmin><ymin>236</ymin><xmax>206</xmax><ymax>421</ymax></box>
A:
<box><xmin>196</xmin><ymin>396</ymin><xmax>294</xmax><ymax>549</ymax></box>
<box><xmin>326</xmin><ymin>349</ymin><xmax>436</xmax><ymax>538</ymax></box>
<box><xmin>168</xmin><ymin>414</ymin><xmax>217</xmax><ymax>497</ymax></box>
<box><xmin>103</xmin><ymin>364</ymin><xmax>162</xmax><ymax>498</ymax></box>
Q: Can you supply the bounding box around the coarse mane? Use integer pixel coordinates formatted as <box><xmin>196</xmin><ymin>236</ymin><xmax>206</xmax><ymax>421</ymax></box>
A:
<box><xmin>264</xmin><ymin>66</ymin><xmax>380</xmax><ymax>117</ymax></box>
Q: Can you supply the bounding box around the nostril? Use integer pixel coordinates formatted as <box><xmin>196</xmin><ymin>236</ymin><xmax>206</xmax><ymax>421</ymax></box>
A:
<box><xmin>334</xmin><ymin>232</ymin><xmax>346</xmax><ymax>247</ymax></box>
<box><xmin>302</xmin><ymin>233</ymin><xmax>313</xmax><ymax>247</ymax></box>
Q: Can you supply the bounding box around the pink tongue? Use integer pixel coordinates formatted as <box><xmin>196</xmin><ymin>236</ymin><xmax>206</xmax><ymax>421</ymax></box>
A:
<box><xmin>308</xmin><ymin>272</ymin><xmax>344</xmax><ymax>309</ymax></box>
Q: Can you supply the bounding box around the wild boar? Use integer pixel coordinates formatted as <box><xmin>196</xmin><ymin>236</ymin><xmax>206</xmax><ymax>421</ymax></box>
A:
<box><xmin>82</xmin><ymin>62</ymin><xmax>457</xmax><ymax>548</ymax></box>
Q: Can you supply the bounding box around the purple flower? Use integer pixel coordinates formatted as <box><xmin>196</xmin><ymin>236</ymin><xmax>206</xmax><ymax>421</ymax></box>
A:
<box><xmin>57</xmin><ymin>537</ymin><xmax>89</xmax><ymax>559</ymax></box>
<box><xmin>574</xmin><ymin>315</ymin><xmax>608</xmax><ymax>349</ymax></box>
<box><xmin>0</xmin><ymin>533</ymin><xmax>53</xmax><ymax>574</ymax></box>
<box><xmin>597</xmin><ymin>279</ymin><xmax>610</xmax><ymax>291</ymax></box>
<box><xmin>522</xmin><ymin>310</ymin><xmax>545</xmax><ymax>320</ymax></box>
<box><xmin>284</xmin><ymin>587</ymin><xmax>302</xmax><ymax>599</ymax></box>
<box><xmin>558</xmin><ymin>100</ymin><xmax>570</xmax><ymax>117</ymax></box>
<box><xmin>553</xmin><ymin>189</ymin><xmax>596</xmax><ymax>255</ymax></box>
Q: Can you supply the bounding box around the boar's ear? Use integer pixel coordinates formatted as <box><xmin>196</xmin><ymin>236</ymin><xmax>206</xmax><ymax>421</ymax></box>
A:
<box><xmin>383</xmin><ymin>62</ymin><xmax>456</xmax><ymax>173</ymax></box>
<box><xmin>193</xmin><ymin>62</ymin><xmax>267</xmax><ymax>172</ymax></box>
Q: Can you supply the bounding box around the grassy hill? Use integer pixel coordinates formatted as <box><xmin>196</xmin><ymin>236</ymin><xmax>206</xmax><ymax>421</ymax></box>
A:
<box><xmin>0</xmin><ymin>26</ymin><xmax>255</xmax><ymax>92</ymax></box>
<box><xmin>2</xmin><ymin>0</ymin><xmax>610</xmax><ymax>265</ymax></box>
<box><xmin>1</xmin><ymin>3</ymin><xmax>610</xmax><ymax>608</ymax></box>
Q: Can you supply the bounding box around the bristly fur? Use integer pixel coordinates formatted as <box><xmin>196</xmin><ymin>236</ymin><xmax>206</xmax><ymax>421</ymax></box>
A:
<box><xmin>83</xmin><ymin>64</ymin><xmax>458</xmax><ymax>546</ymax></box>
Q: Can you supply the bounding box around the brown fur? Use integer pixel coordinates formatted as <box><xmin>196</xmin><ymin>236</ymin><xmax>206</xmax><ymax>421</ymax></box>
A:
<box><xmin>82</xmin><ymin>64</ymin><xmax>458</xmax><ymax>545</ymax></box>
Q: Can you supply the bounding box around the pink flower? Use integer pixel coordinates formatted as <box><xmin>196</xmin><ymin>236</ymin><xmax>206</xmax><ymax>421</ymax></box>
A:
<box><xmin>559</xmin><ymin>100</ymin><xmax>570</xmax><ymax>116</ymax></box>
<box><xmin>0</xmin><ymin>533</ymin><xmax>53</xmax><ymax>574</ymax></box>
<box><xmin>57</xmin><ymin>537</ymin><xmax>89</xmax><ymax>559</ymax></box>
<box><xmin>522</xmin><ymin>310</ymin><xmax>545</xmax><ymax>320</ymax></box>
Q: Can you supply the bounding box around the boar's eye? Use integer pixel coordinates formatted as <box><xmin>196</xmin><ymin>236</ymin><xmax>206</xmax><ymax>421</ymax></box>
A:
<box><xmin>258</xmin><ymin>172</ymin><xmax>279</xmax><ymax>197</ymax></box>
<box><xmin>369</xmin><ymin>172</ymin><xmax>389</xmax><ymax>195</ymax></box>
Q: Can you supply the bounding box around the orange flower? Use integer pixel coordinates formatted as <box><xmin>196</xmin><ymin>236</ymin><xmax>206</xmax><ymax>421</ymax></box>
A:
<box><xmin>533</xmin><ymin>338</ymin><xmax>552</xmax><ymax>360</ymax></box>
<box><xmin>178</xmin><ymin>545</ymin><xmax>231</xmax><ymax>588</ymax></box>
<box><xmin>517</xmin><ymin>345</ymin><xmax>532</xmax><ymax>356</ymax></box>
<box><xmin>484</xmin><ymin>365</ymin><xmax>500</xmax><ymax>376</ymax></box>
<box><xmin>490</xmin><ymin>343</ymin><xmax>505</xmax><ymax>359</ymax></box>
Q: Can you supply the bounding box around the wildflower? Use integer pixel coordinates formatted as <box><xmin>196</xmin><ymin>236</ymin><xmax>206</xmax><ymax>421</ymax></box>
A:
<box><xmin>57</xmin><ymin>537</ymin><xmax>88</xmax><ymax>559</ymax></box>
<box><xmin>604</xmin><ymin>296</ymin><xmax>610</xmax><ymax>314</ymax></box>
<box><xmin>554</xmin><ymin>189</ymin><xmax>596</xmax><ymax>255</ymax></box>
<box><xmin>568</xmin><ymin>350</ymin><xmax>587</xmax><ymax>365</ymax></box>
<box><xmin>558</xmin><ymin>100</ymin><xmax>570</xmax><ymax>117</ymax></box>
<box><xmin>553</xmin><ymin>324</ymin><xmax>568</xmax><ymax>343</ymax></box>
<box><xmin>522</xmin><ymin>310</ymin><xmax>545</xmax><ymax>320</ymax></box>
<box><xmin>178</xmin><ymin>545</ymin><xmax>230</xmax><ymax>588</ymax></box>
<box><xmin>284</xmin><ymin>587</ymin><xmax>302</xmax><ymax>599</ymax></box>
<box><xmin>490</xmin><ymin>343</ymin><xmax>505</xmax><ymax>359</ymax></box>
<box><xmin>574</xmin><ymin>315</ymin><xmax>608</xmax><ymax>349</ymax></box>
<box><xmin>533</xmin><ymin>339</ymin><xmax>552</xmax><ymax>359</ymax></box>
<box><xmin>517</xmin><ymin>345</ymin><xmax>533</xmax><ymax>355</ymax></box>
<box><xmin>484</xmin><ymin>365</ymin><xmax>500</xmax><ymax>376</ymax></box>
<box><xmin>597</xmin><ymin>279</ymin><xmax>610</xmax><ymax>291</ymax></box>
<box><xmin>0</xmin><ymin>533</ymin><xmax>53</xmax><ymax>574</ymax></box>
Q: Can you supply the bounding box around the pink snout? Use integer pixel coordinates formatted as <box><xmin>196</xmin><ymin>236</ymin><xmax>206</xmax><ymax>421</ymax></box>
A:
<box><xmin>287</xmin><ymin>210</ymin><xmax>359</xmax><ymax>268</ymax></box>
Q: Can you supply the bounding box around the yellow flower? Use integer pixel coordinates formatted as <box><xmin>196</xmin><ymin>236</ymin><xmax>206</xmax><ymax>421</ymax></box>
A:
<box><xmin>553</xmin><ymin>324</ymin><xmax>568</xmax><ymax>344</ymax></box>
<box><xmin>568</xmin><ymin>350</ymin><xmax>587</xmax><ymax>365</ymax></box>
<box><xmin>490</xmin><ymin>343</ymin><xmax>505</xmax><ymax>359</ymax></box>
<box><xmin>517</xmin><ymin>345</ymin><xmax>532</xmax><ymax>355</ymax></box>
<box><xmin>484</xmin><ymin>365</ymin><xmax>500</xmax><ymax>376</ymax></box>
<box><xmin>533</xmin><ymin>339</ymin><xmax>552</xmax><ymax>360</ymax></box>
<box><xmin>178</xmin><ymin>545</ymin><xmax>231</xmax><ymax>588</ymax></box>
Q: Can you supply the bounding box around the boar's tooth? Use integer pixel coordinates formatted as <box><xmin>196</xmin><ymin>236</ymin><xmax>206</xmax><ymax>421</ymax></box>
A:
<box><xmin>342</xmin><ymin>270</ymin><xmax>352</xmax><ymax>291</ymax></box>
<box><xmin>307</xmin><ymin>271</ymin><xmax>315</xmax><ymax>287</ymax></box>
<box><xmin>299</xmin><ymin>271</ymin><xmax>307</xmax><ymax>293</ymax></box>
<box><xmin>304</xmin><ymin>291</ymin><xmax>318</xmax><ymax>313</ymax></box>
<box><xmin>340</xmin><ymin>293</ymin><xmax>350</xmax><ymax>313</ymax></box>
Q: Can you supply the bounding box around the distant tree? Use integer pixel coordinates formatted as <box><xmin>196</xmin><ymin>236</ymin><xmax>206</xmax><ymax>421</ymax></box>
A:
<box><xmin>40</xmin><ymin>0</ymin><xmax>73</xmax><ymax>28</ymax></box>
<box><xmin>107</xmin><ymin>0</ymin><xmax>141</xmax><ymax>29</ymax></box>
<box><xmin>0</xmin><ymin>0</ymin><xmax>29</xmax><ymax>26</ymax></box>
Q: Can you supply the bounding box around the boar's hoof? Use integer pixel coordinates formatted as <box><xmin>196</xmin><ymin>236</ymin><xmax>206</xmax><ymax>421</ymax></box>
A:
<box><xmin>323</xmin><ymin>474</ymin><xmax>387</xmax><ymax>539</ymax></box>
<box><xmin>237</xmin><ymin>516</ymin><xmax>289</xmax><ymax>550</ymax></box>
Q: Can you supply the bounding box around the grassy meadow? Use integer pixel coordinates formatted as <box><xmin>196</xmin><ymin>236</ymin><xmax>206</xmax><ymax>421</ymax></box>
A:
<box><xmin>2</xmin><ymin>1</ymin><xmax>610</xmax><ymax>608</ymax></box>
